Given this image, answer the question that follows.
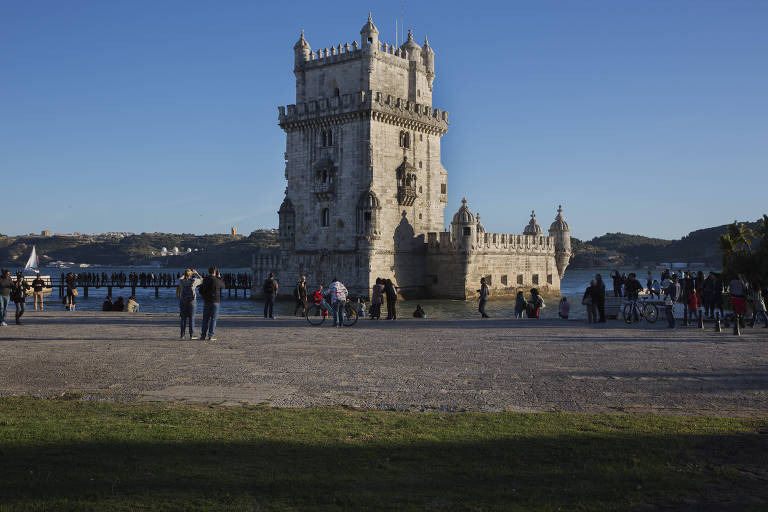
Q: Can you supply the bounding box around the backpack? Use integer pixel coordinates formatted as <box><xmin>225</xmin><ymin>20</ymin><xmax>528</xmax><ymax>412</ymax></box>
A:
<box><xmin>180</xmin><ymin>281</ymin><xmax>195</xmax><ymax>302</ymax></box>
<box><xmin>263</xmin><ymin>279</ymin><xmax>274</xmax><ymax>294</ymax></box>
<box><xmin>199</xmin><ymin>277</ymin><xmax>213</xmax><ymax>301</ymax></box>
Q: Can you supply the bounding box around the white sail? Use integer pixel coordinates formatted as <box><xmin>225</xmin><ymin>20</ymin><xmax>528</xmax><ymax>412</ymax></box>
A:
<box><xmin>24</xmin><ymin>245</ymin><xmax>38</xmax><ymax>270</ymax></box>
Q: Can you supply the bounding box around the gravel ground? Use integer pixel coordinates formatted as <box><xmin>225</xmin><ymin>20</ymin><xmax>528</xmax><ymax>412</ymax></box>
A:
<box><xmin>0</xmin><ymin>311</ymin><xmax>766</xmax><ymax>416</ymax></box>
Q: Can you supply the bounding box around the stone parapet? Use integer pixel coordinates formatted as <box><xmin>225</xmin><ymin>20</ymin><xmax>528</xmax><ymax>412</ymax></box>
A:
<box><xmin>426</xmin><ymin>231</ymin><xmax>555</xmax><ymax>254</ymax></box>
<box><xmin>278</xmin><ymin>90</ymin><xmax>448</xmax><ymax>134</ymax></box>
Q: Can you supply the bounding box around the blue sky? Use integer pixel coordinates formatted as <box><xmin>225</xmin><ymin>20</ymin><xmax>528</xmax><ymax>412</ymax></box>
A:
<box><xmin>1</xmin><ymin>0</ymin><xmax>766</xmax><ymax>240</ymax></box>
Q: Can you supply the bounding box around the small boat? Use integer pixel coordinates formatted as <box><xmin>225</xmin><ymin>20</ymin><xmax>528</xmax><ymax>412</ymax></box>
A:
<box><xmin>22</xmin><ymin>246</ymin><xmax>52</xmax><ymax>292</ymax></box>
<box><xmin>24</xmin><ymin>245</ymin><xmax>39</xmax><ymax>272</ymax></box>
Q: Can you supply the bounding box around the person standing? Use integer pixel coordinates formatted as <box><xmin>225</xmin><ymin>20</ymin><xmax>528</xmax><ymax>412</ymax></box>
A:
<box><xmin>624</xmin><ymin>273</ymin><xmax>643</xmax><ymax>301</ymax></box>
<box><xmin>262</xmin><ymin>272</ymin><xmax>278</xmax><ymax>319</ymax></box>
<box><xmin>0</xmin><ymin>270</ymin><xmax>14</xmax><ymax>326</ymax></box>
<box><xmin>178</xmin><ymin>269</ymin><xmax>203</xmax><ymax>339</ymax></box>
<box><xmin>370</xmin><ymin>278</ymin><xmax>384</xmax><ymax>320</ymax></box>
<box><xmin>477</xmin><ymin>277</ymin><xmax>490</xmax><ymax>318</ymax></box>
<box><xmin>32</xmin><ymin>273</ymin><xmax>45</xmax><ymax>311</ymax></box>
<box><xmin>327</xmin><ymin>277</ymin><xmax>348</xmax><ymax>327</ymax></box>
<box><xmin>702</xmin><ymin>272</ymin><xmax>715</xmax><ymax>319</ymax></box>
<box><xmin>728</xmin><ymin>274</ymin><xmax>748</xmax><ymax>327</ymax></box>
<box><xmin>594</xmin><ymin>274</ymin><xmax>607</xmax><ymax>322</ymax></box>
<box><xmin>664</xmin><ymin>275</ymin><xmax>681</xmax><ymax>328</ymax></box>
<box><xmin>610</xmin><ymin>270</ymin><xmax>623</xmax><ymax>298</ymax></box>
<box><xmin>514</xmin><ymin>291</ymin><xmax>527</xmax><ymax>319</ymax></box>
<box><xmin>294</xmin><ymin>275</ymin><xmax>308</xmax><ymax>317</ymax></box>
<box><xmin>11</xmin><ymin>273</ymin><xmax>30</xmax><ymax>325</ymax></box>
<box><xmin>384</xmin><ymin>279</ymin><xmax>397</xmax><ymax>320</ymax></box>
<box><xmin>583</xmin><ymin>281</ymin><xmax>596</xmax><ymax>323</ymax></box>
<box><xmin>749</xmin><ymin>284</ymin><xmax>768</xmax><ymax>328</ymax></box>
<box><xmin>200</xmin><ymin>267</ymin><xmax>225</xmax><ymax>341</ymax></box>
<box><xmin>64</xmin><ymin>273</ymin><xmax>77</xmax><ymax>311</ymax></box>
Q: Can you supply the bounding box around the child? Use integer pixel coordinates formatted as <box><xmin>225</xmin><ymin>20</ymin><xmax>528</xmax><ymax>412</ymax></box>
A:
<box><xmin>413</xmin><ymin>304</ymin><xmax>426</xmax><ymax>318</ymax></box>
<box><xmin>558</xmin><ymin>296</ymin><xmax>570</xmax><ymax>319</ymax></box>
<box><xmin>313</xmin><ymin>286</ymin><xmax>328</xmax><ymax>318</ymax></box>
<box><xmin>514</xmin><ymin>291</ymin><xmax>527</xmax><ymax>319</ymax></box>
<box><xmin>356</xmin><ymin>298</ymin><xmax>366</xmax><ymax>318</ymax></box>
<box><xmin>688</xmin><ymin>288</ymin><xmax>699</xmax><ymax>322</ymax></box>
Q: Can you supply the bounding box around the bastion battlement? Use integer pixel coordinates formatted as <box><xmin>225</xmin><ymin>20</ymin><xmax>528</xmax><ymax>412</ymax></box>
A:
<box><xmin>426</xmin><ymin>231</ymin><xmax>555</xmax><ymax>254</ymax></box>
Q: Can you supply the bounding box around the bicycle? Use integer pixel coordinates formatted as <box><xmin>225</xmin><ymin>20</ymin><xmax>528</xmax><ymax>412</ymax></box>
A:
<box><xmin>305</xmin><ymin>298</ymin><xmax>358</xmax><ymax>327</ymax></box>
<box><xmin>622</xmin><ymin>296</ymin><xmax>658</xmax><ymax>325</ymax></box>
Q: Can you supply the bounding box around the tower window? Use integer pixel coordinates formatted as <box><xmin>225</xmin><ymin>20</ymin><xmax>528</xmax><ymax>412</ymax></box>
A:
<box><xmin>517</xmin><ymin>274</ymin><xmax>524</xmax><ymax>285</ymax></box>
<box><xmin>334</xmin><ymin>87</ymin><xmax>340</xmax><ymax>97</ymax></box>
<box><xmin>417</xmin><ymin>89</ymin><xmax>420</xmax><ymax>97</ymax></box>
<box><xmin>547</xmin><ymin>274</ymin><xmax>553</xmax><ymax>284</ymax></box>
<box><xmin>463</xmin><ymin>227</ymin><xmax>471</xmax><ymax>237</ymax></box>
<box><xmin>440</xmin><ymin>183</ymin><xmax>446</xmax><ymax>194</ymax></box>
<box><xmin>501</xmin><ymin>275</ymin><xmax>508</xmax><ymax>286</ymax></box>
<box><xmin>532</xmin><ymin>274</ymin><xmax>539</xmax><ymax>285</ymax></box>
<box><xmin>399</xmin><ymin>131</ymin><xmax>410</xmax><ymax>149</ymax></box>
<box><xmin>321</xmin><ymin>208</ymin><xmax>330</xmax><ymax>227</ymax></box>
<box><xmin>419</xmin><ymin>161</ymin><xmax>422</xmax><ymax>168</ymax></box>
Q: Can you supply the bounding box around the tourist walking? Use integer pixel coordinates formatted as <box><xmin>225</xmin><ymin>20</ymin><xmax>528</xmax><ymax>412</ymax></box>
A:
<box><xmin>558</xmin><ymin>296</ymin><xmax>570</xmax><ymax>319</ymax></box>
<box><xmin>64</xmin><ymin>273</ymin><xmax>77</xmax><ymax>311</ymax></box>
<box><xmin>384</xmin><ymin>279</ymin><xmax>398</xmax><ymax>320</ymax></box>
<box><xmin>200</xmin><ymin>267</ymin><xmax>225</xmax><ymax>340</ymax></box>
<box><xmin>327</xmin><ymin>277</ymin><xmax>348</xmax><ymax>327</ymax></box>
<box><xmin>583</xmin><ymin>280</ymin><xmax>596</xmax><ymax>323</ymax></box>
<box><xmin>370</xmin><ymin>278</ymin><xmax>384</xmax><ymax>319</ymax></box>
<box><xmin>526</xmin><ymin>288</ymin><xmax>544</xmax><ymax>319</ymax></box>
<box><xmin>477</xmin><ymin>277</ymin><xmax>490</xmax><ymax>318</ymax></box>
<box><xmin>294</xmin><ymin>275</ymin><xmax>308</xmax><ymax>317</ymax></box>
<box><xmin>0</xmin><ymin>270</ymin><xmax>12</xmax><ymax>326</ymax></box>
<box><xmin>32</xmin><ymin>273</ymin><xmax>45</xmax><ymax>311</ymax></box>
<box><xmin>11</xmin><ymin>273</ymin><xmax>30</xmax><ymax>325</ymax></box>
<box><xmin>514</xmin><ymin>291</ymin><xmax>527</xmax><ymax>319</ymax></box>
<box><xmin>262</xmin><ymin>272</ymin><xmax>278</xmax><ymax>319</ymax></box>
<box><xmin>594</xmin><ymin>274</ymin><xmax>607</xmax><ymax>322</ymax></box>
<box><xmin>178</xmin><ymin>269</ymin><xmax>203</xmax><ymax>339</ymax></box>
<box><xmin>728</xmin><ymin>274</ymin><xmax>748</xmax><ymax>328</ymax></box>
<box><xmin>749</xmin><ymin>284</ymin><xmax>768</xmax><ymax>328</ymax></box>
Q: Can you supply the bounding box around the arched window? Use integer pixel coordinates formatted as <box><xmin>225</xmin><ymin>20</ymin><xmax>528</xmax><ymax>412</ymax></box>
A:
<box><xmin>399</xmin><ymin>130</ymin><xmax>411</xmax><ymax>149</ymax></box>
<box><xmin>327</xmin><ymin>129</ymin><xmax>333</xmax><ymax>147</ymax></box>
<box><xmin>333</xmin><ymin>87</ymin><xmax>340</xmax><ymax>97</ymax></box>
<box><xmin>321</xmin><ymin>208</ymin><xmax>330</xmax><ymax>227</ymax></box>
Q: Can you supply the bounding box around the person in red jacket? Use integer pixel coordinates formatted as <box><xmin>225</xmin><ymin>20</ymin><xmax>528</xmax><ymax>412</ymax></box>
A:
<box><xmin>688</xmin><ymin>288</ymin><xmax>699</xmax><ymax>323</ymax></box>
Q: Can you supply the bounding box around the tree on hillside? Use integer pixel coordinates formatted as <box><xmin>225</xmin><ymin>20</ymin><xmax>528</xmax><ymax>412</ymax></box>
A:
<box><xmin>719</xmin><ymin>217</ymin><xmax>767</xmax><ymax>283</ymax></box>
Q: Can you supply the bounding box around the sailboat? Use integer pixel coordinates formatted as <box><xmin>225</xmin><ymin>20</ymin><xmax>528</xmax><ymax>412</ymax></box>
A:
<box><xmin>22</xmin><ymin>246</ymin><xmax>51</xmax><ymax>292</ymax></box>
<box><xmin>24</xmin><ymin>245</ymin><xmax>39</xmax><ymax>272</ymax></box>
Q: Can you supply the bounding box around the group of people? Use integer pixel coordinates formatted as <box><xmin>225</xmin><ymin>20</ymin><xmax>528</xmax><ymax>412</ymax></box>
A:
<box><xmin>0</xmin><ymin>270</ymin><xmax>49</xmax><ymax>326</ymax></box>
<box><xmin>176</xmin><ymin>267</ymin><xmax>226</xmax><ymax>340</ymax></box>
<box><xmin>101</xmin><ymin>295</ymin><xmax>140</xmax><ymax>312</ymax></box>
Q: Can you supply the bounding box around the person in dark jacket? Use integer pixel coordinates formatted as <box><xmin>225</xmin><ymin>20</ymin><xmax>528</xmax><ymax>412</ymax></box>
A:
<box><xmin>262</xmin><ymin>272</ymin><xmax>278</xmax><ymax>319</ymax></box>
<box><xmin>294</xmin><ymin>275</ymin><xmax>308</xmax><ymax>317</ymax></box>
<box><xmin>384</xmin><ymin>279</ymin><xmax>397</xmax><ymax>320</ymax></box>
<box><xmin>477</xmin><ymin>277</ymin><xmax>490</xmax><ymax>318</ymax></box>
<box><xmin>610</xmin><ymin>270</ymin><xmax>623</xmax><ymax>297</ymax></box>
<box><xmin>0</xmin><ymin>269</ymin><xmax>12</xmax><ymax>326</ymax></box>
<box><xmin>11</xmin><ymin>273</ymin><xmax>30</xmax><ymax>325</ymax></box>
<box><xmin>702</xmin><ymin>272</ymin><xmax>716</xmax><ymax>319</ymax></box>
<box><xmin>624</xmin><ymin>273</ymin><xmax>643</xmax><ymax>300</ymax></box>
<box><xmin>112</xmin><ymin>296</ymin><xmax>125</xmax><ymax>311</ymax></box>
<box><xmin>102</xmin><ymin>296</ymin><xmax>113</xmax><ymax>311</ymax></box>
<box><xmin>65</xmin><ymin>273</ymin><xmax>77</xmax><ymax>311</ymax></box>
<box><xmin>583</xmin><ymin>280</ymin><xmax>596</xmax><ymax>323</ymax></box>
<box><xmin>201</xmin><ymin>267</ymin><xmax>225</xmax><ymax>340</ymax></box>
<box><xmin>594</xmin><ymin>274</ymin><xmax>607</xmax><ymax>322</ymax></box>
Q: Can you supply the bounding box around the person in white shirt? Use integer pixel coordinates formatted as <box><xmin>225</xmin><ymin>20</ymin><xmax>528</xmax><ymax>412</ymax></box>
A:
<box><xmin>326</xmin><ymin>277</ymin><xmax>348</xmax><ymax>327</ymax></box>
<box><xmin>178</xmin><ymin>269</ymin><xmax>203</xmax><ymax>339</ymax></box>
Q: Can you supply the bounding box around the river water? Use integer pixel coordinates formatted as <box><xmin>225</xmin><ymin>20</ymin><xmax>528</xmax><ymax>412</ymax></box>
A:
<box><xmin>37</xmin><ymin>266</ymin><xmax>688</xmax><ymax>320</ymax></box>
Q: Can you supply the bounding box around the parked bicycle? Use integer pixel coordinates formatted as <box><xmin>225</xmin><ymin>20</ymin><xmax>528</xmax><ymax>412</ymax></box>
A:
<box><xmin>306</xmin><ymin>298</ymin><xmax>358</xmax><ymax>327</ymax></box>
<box><xmin>622</xmin><ymin>297</ymin><xmax>658</xmax><ymax>325</ymax></box>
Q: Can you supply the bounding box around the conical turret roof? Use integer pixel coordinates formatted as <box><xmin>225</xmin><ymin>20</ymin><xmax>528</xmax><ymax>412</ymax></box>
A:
<box><xmin>293</xmin><ymin>30</ymin><xmax>310</xmax><ymax>50</ymax></box>
<box><xmin>523</xmin><ymin>210</ymin><xmax>542</xmax><ymax>235</ymax></box>
<box><xmin>549</xmin><ymin>205</ymin><xmax>570</xmax><ymax>232</ymax></box>
<box><xmin>360</xmin><ymin>13</ymin><xmax>379</xmax><ymax>36</ymax></box>
<box><xmin>452</xmin><ymin>198</ymin><xmax>476</xmax><ymax>226</ymax></box>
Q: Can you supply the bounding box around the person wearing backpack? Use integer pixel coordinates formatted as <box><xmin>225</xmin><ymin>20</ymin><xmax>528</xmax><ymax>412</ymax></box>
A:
<box><xmin>178</xmin><ymin>269</ymin><xmax>203</xmax><ymax>339</ymax></box>
<box><xmin>263</xmin><ymin>272</ymin><xmax>278</xmax><ymax>319</ymax></box>
<box><xmin>200</xmin><ymin>267</ymin><xmax>225</xmax><ymax>341</ymax></box>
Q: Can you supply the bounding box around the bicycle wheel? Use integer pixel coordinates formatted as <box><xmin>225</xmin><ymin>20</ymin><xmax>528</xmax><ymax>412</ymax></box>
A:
<box><xmin>642</xmin><ymin>303</ymin><xmax>658</xmax><ymax>323</ymax></box>
<box><xmin>342</xmin><ymin>303</ymin><xmax>358</xmax><ymax>327</ymax></box>
<box><xmin>305</xmin><ymin>304</ymin><xmax>326</xmax><ymax>326</ymax></box>
<box><xmin>623</xmin><ymin>303</ymin><xmax>638</xmax><ymax>324</ymax></box>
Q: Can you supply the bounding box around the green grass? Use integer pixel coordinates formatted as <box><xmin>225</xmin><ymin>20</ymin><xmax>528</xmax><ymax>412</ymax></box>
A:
<box><xmin>0</xmin><ymin>398</ymin><xmax>766</xmax><ymax>511</ymax></box>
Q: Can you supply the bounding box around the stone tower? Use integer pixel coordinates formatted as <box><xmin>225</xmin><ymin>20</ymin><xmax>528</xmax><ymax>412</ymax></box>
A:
<box><xmin>548</xmin><ymin>205</ymin><xmax>571</xmax><ymax>279</ymax></box>
<box><xmin>276</xmin><ymin>15</ymin><xmax>450</xmax><ymax>295</ymax></box>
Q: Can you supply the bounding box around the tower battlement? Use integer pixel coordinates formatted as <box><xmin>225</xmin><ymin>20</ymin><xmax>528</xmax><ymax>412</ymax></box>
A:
<box><xmin>279</xmin><ymin>90</ymin><xmax>448</xmax><ymax>133</ymax></box>
<box><xmin>426</xmin><ymin>231</ymin><xmax>555</xmax><ymax>254</ymax></box>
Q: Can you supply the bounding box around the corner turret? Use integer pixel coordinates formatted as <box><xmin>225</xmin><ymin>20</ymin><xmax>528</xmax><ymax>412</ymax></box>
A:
<box><xmin>548</xmin><ymin>205</ymin><xmax>571</xmax><ymax>278</ymax></box>
<box><xmin>400</xmin><ymin>29</ymin><xmax>422</xmax><ymax>61</ymax></box>
<box><xmin>360</xmin><ymin>13</ymin><xmax>379</xmax><ymax>48</ymax></box>
<box><xmin>293</xmin><ymin>30</ymin><xmax>311</xmax><ymax>67</ymax></box>
<box><xmin>451</xmin><ymin>198</ymin><xmax>476</xmax><ymax>245</ymax></box>
<box><xmin>421</xmin><ymin>35</ymin><xmax>435</xmax><ymax>90</ymax></box>
<box><xmin>523</xmin><ymin>210</ymin><xmax>542</xmax><ymax>236</ymax></box>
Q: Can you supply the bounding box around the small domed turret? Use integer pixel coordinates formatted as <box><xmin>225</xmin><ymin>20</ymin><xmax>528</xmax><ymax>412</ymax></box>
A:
<box><xmin>523</xmin><ymin>210</ymin><xmax>542</xmax><ymax>236</ymax></box>
<box><xmin>451</xmin><ymin>198</ymin><xmax>477</xmax><ymax>242</ymax></box>
<box><xmin>400</xmin><ymin>29</ymin><xmax>422</xmax><ymax>61</ymax></box>
<box><xmin>360</xmin><ymin>13</ymin><xmax>379</xmax><ymax>47</ymax></box>
<box><xmin>548</xmin><ymin>205</ymin><xmax>572</xmax><ymax>279</ymax></box>
<box><xmin>293</xmin><ymin>30</ymin><xmax>311</xmax><ymax>66</ymax></box>
<box><xmin>421</xmin><ymin>35</ymin><xmax>434</xmax><ymax>69</ymax></box>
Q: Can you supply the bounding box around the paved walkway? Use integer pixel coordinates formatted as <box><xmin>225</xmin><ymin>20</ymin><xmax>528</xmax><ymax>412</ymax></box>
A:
<box><xmin>1</xmin><ymin>311</ymin><xmax>766</xmax><ymax>416</ymax></box>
